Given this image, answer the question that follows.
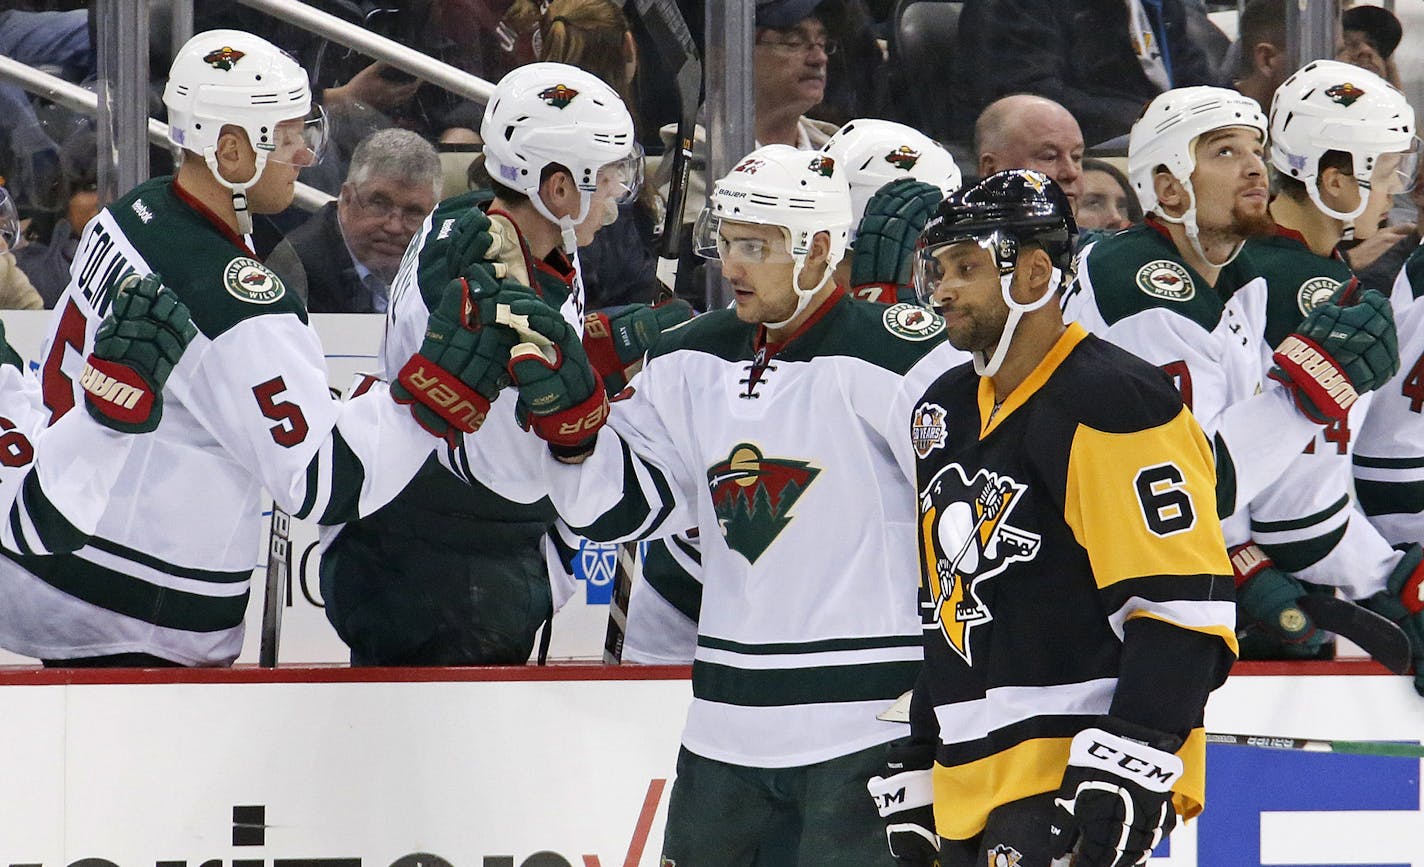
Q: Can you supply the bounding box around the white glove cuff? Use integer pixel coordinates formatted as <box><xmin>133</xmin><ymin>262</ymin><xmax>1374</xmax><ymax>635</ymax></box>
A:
<box><xmin>867</xmin><ymin>767</ymin><xmax>934</xmax><ymax>817</ymax></box>
<box><xmin>1068</xmin><ymin>727</ymin><xmax>1184</xmax><ymax>793</ymax></box>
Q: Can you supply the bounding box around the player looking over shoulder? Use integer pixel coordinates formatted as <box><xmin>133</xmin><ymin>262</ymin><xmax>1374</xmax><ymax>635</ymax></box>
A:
<box><xmin>879</xmin><ymin>169</ymin><xmax>1235</xmax><ymax>867</ymax></box>
<box><xmin>0</xmin><ymin>30</ymin><xmax>518</xmax><ymax>667</ymax></box>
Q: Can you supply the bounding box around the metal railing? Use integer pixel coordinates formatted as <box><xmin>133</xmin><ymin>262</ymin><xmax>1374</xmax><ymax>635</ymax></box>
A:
<box><xmin>0</xmin><ymin>55</ymin><xmax>334</xmax><ymax>212</ymax></box>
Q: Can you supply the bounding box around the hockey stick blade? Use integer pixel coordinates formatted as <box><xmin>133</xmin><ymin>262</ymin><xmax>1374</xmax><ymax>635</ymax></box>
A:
<box><xmin>1206</xmin><ymin>732</ymin><xmax>1424</xmax><ymax>758</ymax></box>
<box><xmin>1296</xmin><ymin>593</ymin><xmax>1412</xmax><ymax>675</ymax></box>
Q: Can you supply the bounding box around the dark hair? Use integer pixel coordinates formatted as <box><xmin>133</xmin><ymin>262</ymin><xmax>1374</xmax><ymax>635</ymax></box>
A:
<box><xmin>1275</xmin><ymin>149</ymin><xmax>1355</xmax><ymax>201</ymax></box>
<box><xmin>1237</xmin><ymin>0</ymin><xmax>1287</xmax><ymax>77</ymax></box>
<box><xmin>1082</xmin><ymin>158</ymin><xmax>1144</xmax><ymax>223</ymax></box>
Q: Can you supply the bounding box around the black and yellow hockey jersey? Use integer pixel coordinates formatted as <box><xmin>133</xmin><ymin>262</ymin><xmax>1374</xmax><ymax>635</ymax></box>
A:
<box><xmin>910</xmin><ymin>323</ymin><xmax>1236</xmax><ymax>840</ymax></box>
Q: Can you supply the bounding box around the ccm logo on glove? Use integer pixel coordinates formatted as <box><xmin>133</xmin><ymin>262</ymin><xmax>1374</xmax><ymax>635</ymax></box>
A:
<box><xmin>1073</xmin><ymin>730</ymin><xmax>1183</xmax><ymax>792</ymax></box>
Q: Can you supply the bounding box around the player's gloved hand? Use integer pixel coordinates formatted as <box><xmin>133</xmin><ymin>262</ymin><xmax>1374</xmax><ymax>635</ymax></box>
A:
<box><xmin>866</xmin><ymin>737</ymin><xmax>939</xmax><ymax>867</ymax></box>
<box><xmin>391</xmin><ymin>274</ymin><xmax>520</xmax><ymax>444</ymax></box>
<box><xmin>415</xmin><ymin>206</ymin><xmax>524</xmax><ymax>290</ymax></box>
<box><xmin>1230</xmin><ymin>543</ymin><xmax>1327</xmax><ymax>650</ymax></box>
<box><xmin>1049</xmin><ymin>718</ymin><xmax>1183</xmax><ymax>867</ymax></box>
<box><xmin>851</xmin><ymin>178</ymin><xmax>945</xmax><ymax>304</ymax></box>
<box><xmin>1362</xmin><ymin>543</ymin><xmax>1424</xmax><ymax>695</ymax></box>
<box><xmin>583</xmin><ymin>297</ymin><xmax>695</xmax><ymax>394</ymax></box>
<box><xmin>82</xmin><ymin>272</ymin><xmax>197</xmax><ymax>434</ymax></box>
<box><xmin>498</xmin><ymin>297</ymin><xmax>609</xmax><ymax>457</ymax></box>
<box><xmin>1268</xmin><ymin>287</ymin><xmax>1398</xmax><ymax>424</ymax></box>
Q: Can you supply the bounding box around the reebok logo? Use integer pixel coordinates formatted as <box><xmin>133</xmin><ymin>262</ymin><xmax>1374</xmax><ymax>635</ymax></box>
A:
<box><xmin>436</xmin><ymin>218</ymin><xmax>456</xmax><ymax>241</ymax></box>
<box><xmin>131</xmin><ymin>199</ymin><xmax>155</xmax><ymax>224</ymax></box>
<box><xmin>81</xmin><ymin>363</ymin><xmax>143</xmax><ymax>410</ymax></box>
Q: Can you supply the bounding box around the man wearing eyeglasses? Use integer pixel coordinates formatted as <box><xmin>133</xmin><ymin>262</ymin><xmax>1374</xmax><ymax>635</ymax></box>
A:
<box><xmin>753</xmin><ymin>0</ymin><xmax>841</xmax><ymax>149</ymax></box>
<box><xmin>269</xmin><ymin>129</ymin><xmax>440</xmax><ymax>313</ymax></box>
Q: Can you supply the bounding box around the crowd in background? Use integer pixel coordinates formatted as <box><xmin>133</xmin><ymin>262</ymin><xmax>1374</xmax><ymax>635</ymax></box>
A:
<box><xmin>2</xmin><ymin>0</ymin><xmax>1418</xmax><ymax>313</ymax></box>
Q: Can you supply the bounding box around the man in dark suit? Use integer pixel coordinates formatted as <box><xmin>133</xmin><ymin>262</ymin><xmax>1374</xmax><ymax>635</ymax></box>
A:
<box><xmin>268</xmin><ymin>128</ymin><xmax>440</xmax><ymax>312</ymax></box>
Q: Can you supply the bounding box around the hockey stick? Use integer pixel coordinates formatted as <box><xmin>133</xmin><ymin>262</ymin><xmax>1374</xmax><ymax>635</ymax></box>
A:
<box><xmin>1204</xmin><ymin>732</ymin><xmax>1424</xmax><ymax>758</ymax></box>
<box><xmin>258</xmin><ymin>502</ymin><xmax>291</xmax><ymax>668</ymax></box>
<box><xmin>1296</xmin><ymin>594</ymin><xmax>1412</xmax><ymax>676</ymax></box>
<box><xmin>629</xmin><ymin>0</ymin><xmax>702</xmax><ymax>292</ymax></box>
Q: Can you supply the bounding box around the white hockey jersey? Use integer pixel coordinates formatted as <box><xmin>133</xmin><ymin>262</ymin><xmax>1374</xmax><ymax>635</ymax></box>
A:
<box><xmin>0</xmin><ymin>177</ymin><xmax>437</xmax><ymax>665</ymax></box>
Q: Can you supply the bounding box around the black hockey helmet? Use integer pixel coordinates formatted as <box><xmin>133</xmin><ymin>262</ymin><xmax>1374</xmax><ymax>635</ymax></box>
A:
<box><xmin>915</xmin><ymin>169</ymin><xmax>1077</xmax><ymax>285</ymax></box>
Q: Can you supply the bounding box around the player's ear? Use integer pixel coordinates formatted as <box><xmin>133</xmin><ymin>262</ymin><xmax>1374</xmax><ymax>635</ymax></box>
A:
<box><xmin>1153</xmin><ymin>166</ymin><xmax>1186</xmax><ymax>214</ymax></box>
<box><xmin>1012</xmin><ymin>247</ymin><xmax>1054</xmax><ymax>302</ymax></box>
<box><xmin>807</xmin><ymin>230</ymin><xmax>831</xmax><ymax>265</ymax></box>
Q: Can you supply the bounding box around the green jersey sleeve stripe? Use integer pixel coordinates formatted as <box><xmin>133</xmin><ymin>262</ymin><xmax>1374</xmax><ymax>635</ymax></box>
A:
<box><xmin>1249</xmin><ymin>494</ymin><xmax>1349</xmax><ymax>533</ymax></box>
<box><xmin>15</xmin><ymin>472</ymin><xmax>87</xmax><ymax>556</ymax></box>
<box><xmin>85</xmin><ymin>536</ymin><xmax>252</xmax><ymax>583</ymax></box>
<box><xmin>572</xmin><ymin>439</ymin><xmax>675</xmax><ymax>542</ymax></box>
<box><xmin>294</xmin><ymin>446</ymin><xmax>322</xmax><ymax>520</ymax></box>
<box><xmin>1357</xmin><ymin>478</ymin><xmax>1424</xmax><ymax>517</ymax></box>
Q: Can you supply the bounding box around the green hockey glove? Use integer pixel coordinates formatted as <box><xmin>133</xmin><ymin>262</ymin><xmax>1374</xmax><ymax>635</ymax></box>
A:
<box><xmin>415</xmin><ymin>205</ymin><xmax>526</xmax><ymax>291</ymax></box>
<box><xmin>866</xmin><ymin>737</ymin><xmax>939</xmax><ymax>866</ymax></box>
<box><xmin>498</xmin><ymin>297</ymin><xmax>608</xmax><ymax>455</ymax></box>
<box><xmin>82</xmin><ymin>272</ymin><xmax>197</xmax><ymax>434</ymax></box>
<box><xmin>851</xmin><ymin>178</ymin><xmax>945</xmax><ymax>303</ymax></box>
<box><xmin>1230</xmin><ymin>543</ymin><xmax>1327</xmax><ymax>650</ymax></box>
<box><xmin>1268</xmin><ymin>287</ymin><xmax>1399</xmax><ymax>424</ymax></box>
<box><xmin>1362</xmin><ymin>543</ymin><xmax>1424</xmax><ymax>695</ymax></box>
<box><xmin>391</xmin><ymin>274</ymin><xmax>521</xmax><ymax>444</ymax></box>
<box><xmin>583</xmin><ymin>297</ymin><xmax>695</xmax><ymax>394</ymax></box>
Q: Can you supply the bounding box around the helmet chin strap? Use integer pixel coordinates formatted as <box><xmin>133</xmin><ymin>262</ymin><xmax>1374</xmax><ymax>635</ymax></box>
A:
<box><xmin>764</xmin><ymin>257</ymin><xmax>834</xmax><ymax>331</ymax></box>
<box><xmin>973</xmin><ymin>268</ymin><xmax>1062</xmax><ymax>377</ymax></box>
<box><xmin>204</xmin><ymin>148</ymin><xmax>269</xmax><ymax>237</ymax></box>
<box><xmin>1155</xmin><ymin>180</ymin><xmax>1245</xmax><ymax>269</ymax></box>
<box><xmin>532</xmin><ymin>191</ymin><xmax>593</xmax><ymax>332</ymax></box>
<box><xmin>1306</xmin><ymin>177</ymin><xmax>1370</xmax><ymax>224</ymax></box>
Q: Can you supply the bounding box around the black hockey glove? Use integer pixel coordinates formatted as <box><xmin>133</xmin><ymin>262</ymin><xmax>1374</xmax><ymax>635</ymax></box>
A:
<box><xmin>851</xmin><ymin>178</ymin><xmax>945</xmax><ymax>304</ymax></box>
<box><xmin>1049</xmin><ymin>718</ymin><xmax>1183</xmax><ymax>867</ymax></box>
<box><xmin>391</xmin><ymin>272</ymin><xmax>523</xmax><ymax>444</ymax></box>
<box><xmin>497</xmin><ymin>297</ymin><xmax>608</xmax><ymax>457</ymax></box>
<box><xmin>1230</xmin><ymin>543</ymin><xmax>1327</xmax><ymax>651</ymax></box>
<box><xmin>866</xmin><ymin>737</ymin><xmax>939</xmax><ymax>867</ymax></box>
<box><xmin>583</xmin><ymin>298</ymin><xmax>695</xmax><ymax>394</ymax></box>
<box><xmin>82</xmin><ymin>272</ymin><xmax>197</xmax><ymax>434</ymax></box>
<box><xmin>1268</xmin><ymin>287</ymin><xmax>1398</xmax><ymax>424</ymax></box>
<box><xmin>1363</xmin><ymin>543</ymin><xmax>1424</xmax><ymax>695</ymax></box>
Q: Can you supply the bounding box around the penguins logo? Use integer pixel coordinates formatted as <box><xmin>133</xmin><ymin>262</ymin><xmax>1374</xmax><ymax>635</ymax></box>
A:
<box><xmin>919</xmin><ymin>463</ymin><xmax>1041</xmax><ymax>664</ymax></box>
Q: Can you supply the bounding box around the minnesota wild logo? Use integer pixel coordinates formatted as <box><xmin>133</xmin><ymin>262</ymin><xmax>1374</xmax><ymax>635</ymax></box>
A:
<box><xmin>885</xmin><ymin>145</ymin><xmax>921</xmax><ymax>171</ymax></box>
<box><xmin>707</xmin><ymin>443</ymin><xmax>820</xmax><ymax>564</ymax></box>
<box><xmin>538</xmin><ymin>84</ymin><xmax>580</xmax><ymax>108</ymax></box>
<box><xmin>808</xmin><ymin>155</ymin><xmax>836</xmax><ymax>178</ymax></box>
<box><xmin>203</xmin><ymin>46</ymin><xmax>246</xmax><ymax>71</ymax></box>
<box><xmin>1326</xmin><ymin>82</ymin><xmax>1365</xmax><ymax>106</ymax></box>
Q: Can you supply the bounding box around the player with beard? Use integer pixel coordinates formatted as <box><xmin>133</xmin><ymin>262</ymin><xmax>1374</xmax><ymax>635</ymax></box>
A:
<box><xmin>1227</xmin><ymin>60</ymin><xmax>1423</xmax><ymax>662</ymax></box>
<box><xmin>1061</xmin><ymin>84</ymin><xmax>1403</xmax><ymax>657</ymax></box>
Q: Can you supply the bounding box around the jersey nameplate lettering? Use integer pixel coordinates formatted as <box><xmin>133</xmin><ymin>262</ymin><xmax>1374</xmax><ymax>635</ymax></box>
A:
<box><xmin>1134</xmin><ymin>260</ymin><xmax>1195</xmax><ymax>302</ymax></box>
<box><xmin>883</xmin><ymin>303</ymin><xmax>946</xmax><ymax>341</ymax></box>
<box><xmin>74</xmin><ymin>222</ymin><xmax>133</xmax><ymax>317</ymax></box>
<box><xmin>1296</xmin><ymin>276</ymin><xmax>1340</xmax><ymax>316</ymax></box>
<box><xmin>223</xmin><ymin>258</ymin><xmax>286</xmax><ymax>304</ymax></box>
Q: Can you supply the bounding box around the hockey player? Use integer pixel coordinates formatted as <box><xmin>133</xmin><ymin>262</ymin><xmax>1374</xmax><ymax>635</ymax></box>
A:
<box><xmin>820</xmin><ymin>118</ymin><xmax>962</xmax><ymax>304</ymax></box>
<box><xmin>1222</xmin><ymin>59</ymin><xmax>1421</xmax><ymax>662</ymax></box>
<box><xmin>465</xmin><ymin>143</ymin><xmax>966</xmax><ymax>864</ymax></box>
<box><xmin>0</xmin><ymin>274</ymin><xmax>195</xmax><ymax>556</ymax></box>
<box><xmin>319</xmin><ymin>61</ymin><xmax>682</xmax><ymax>665</ymax></box>
<box><xmin>1061</xmin><ymin>84</ymin><xmax>1402</xmax><ymax>655</ymax></box>
<box><xmin>883</xmin><ymin>169</ymin><xmax>1235</xmax><ymax>867</ymax></box>
<box><xmin>0</xmin><ymin>30</ymin><xmax>522</xmax><ymax>667</ymax></box>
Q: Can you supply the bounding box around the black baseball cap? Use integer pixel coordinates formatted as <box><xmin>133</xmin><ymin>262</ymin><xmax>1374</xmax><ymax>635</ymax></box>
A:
<box><xmin>756</xmin><ymin>0</ymin><xmax>826</xmax><ymax>28</ymax></box>
<box><xmin>1343</xmin><ymin>4</ymin><xmax>1403</xmax><ymax>60</ymax></box>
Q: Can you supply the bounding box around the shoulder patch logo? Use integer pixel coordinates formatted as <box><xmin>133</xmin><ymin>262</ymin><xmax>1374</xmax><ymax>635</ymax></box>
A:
<box><xmin>1296</xmin><ymin>275</ymin><xmax>1340</xmax><ymax>315</ymax></box>
<box><xmin>223</xmin><ymin>258</ymin><xmax>286</xmax><ymax>304</ymax></box>
<box><xmin>883</xmin><ymin>303</ymin><xmax>945</xmax><ymax>341</ymax></box>
<box><xmin>707</xmin><ymin>443</ymin><xmax>820</xmax><ymax>564</ymax></box>
<box><xmin>1135</xmin><ymin>260</ymin><xmax>1195</xmax><ymax>302</ymax></box>
<box><xmin>920</xmin><ymin>464</ymin><xmax>1041</xmax><ymax>665</ymax></box>
<box><xmin>202</xmin><ymin>46</ymin><xmax>245</xmax><ymax>71</ymax></box>
<box><xmin>538</xmin><ymin>84</ymin><xmax>579</xmax><ymax>108</ymax></box>
<box><xmin>911</xmin><ymin>402</ymin><xmax>948</xmax><ymax>459</ymax></box>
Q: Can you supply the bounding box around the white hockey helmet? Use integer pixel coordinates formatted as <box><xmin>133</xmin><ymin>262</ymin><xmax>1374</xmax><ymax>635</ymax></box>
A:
<box><xmin>1128</xmin><ymin>85</ymin><xmax>1266</xmax><ymax>266</ymax></box>
<box><xmin>693</xmin><ymin>144</ymin><xmax>852</xmax><ymax>328</ymax></box>
<box><xmin>1270</xmin><ymin>59</ymin><xmax>1418</xmax><ymax>222</ymax></box>
<box><xmin>820</xmin><ymin>118</ymin><xmax>962</xmax><ymax>241</ymax></box>
<box><xmin>481</xmin><ymin>62</ymin><xmax>641</xmax><ymax>243</ymax></box>
<box><xmin>163</xmin><ymin>30</ymin><xmax>325</xmax><ymax>234</ymax></box>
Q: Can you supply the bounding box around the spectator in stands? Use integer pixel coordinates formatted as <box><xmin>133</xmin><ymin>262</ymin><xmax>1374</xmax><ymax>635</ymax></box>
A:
<box><xmin>0</xmin><ymin>186</ymin><xmax>43</xmax><ymax>311</ymax></box>
<box><xmin>266</xmin><ymin>129</ymin><xmax>440</xmax><ymax>313</ymax></box>
<box><xmin>975</xmin><ymin>94</ymin><xmax>1086</xmax><ymax>209</ymax></box>
<box><xmin>753</xmin><ymin>0</ymin><xmax>841</xmax><ymax>148</ymax></box>
<box><xmin>956</xmin><ymin>0</ymin><xmax>1215</xmax><ymax>145</ymax></box>
<box><xmin>1339</xmin><ymin>3</ymin><xmax>1404</xmax><ymax>88</ymax></box>
<box><xmin>1226</xmin><ymin>0</ymin><xmax>1289</xmax><ymax>112</ymax></box>
<box><xmin>1078</xmin><ymin>158</ymin><xmax>1142</xmax><ymax>232</ymax></box>
<box><xmin>13</xmin><ymin>126</ymin><xmax>99</xmax><ymax>308</ymax></box>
